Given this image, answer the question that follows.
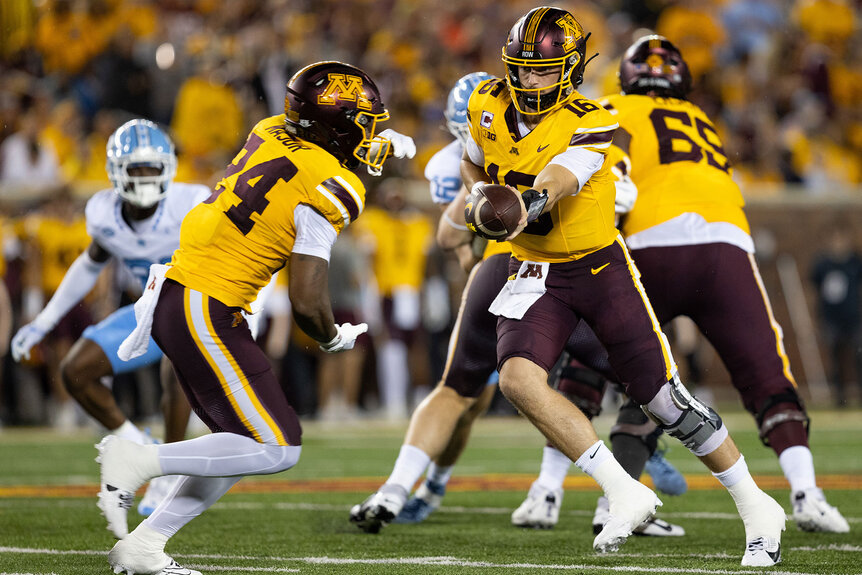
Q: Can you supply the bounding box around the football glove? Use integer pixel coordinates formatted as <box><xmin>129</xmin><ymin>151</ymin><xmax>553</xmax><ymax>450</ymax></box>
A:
<box><xmin>11</xmin><ymin>322</ymin><xmax>49</xmax><ymax>362</ymax></box>
<box><xmin>319</xmin><ymin>322</ymin><xmax>369</xmax><ymax>353</ymax></box>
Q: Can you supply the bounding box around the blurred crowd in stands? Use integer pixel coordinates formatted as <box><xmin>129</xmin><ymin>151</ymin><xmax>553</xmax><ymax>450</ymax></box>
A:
<box><xmin>0</xmin><ymin>0</ymin><xmax>859</xmax><ymax>429</ymax></box>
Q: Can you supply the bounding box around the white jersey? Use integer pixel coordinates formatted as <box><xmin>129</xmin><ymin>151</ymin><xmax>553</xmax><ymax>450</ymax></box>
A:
<box><xmin>85</xmin><ymin>182</ymin><xmax>211</xmax><ymax>288</ymax></box>
<box><xmin>425</xmin><ymin>139</ymin><xmax>464</xmax><ymax>205</ymax></box>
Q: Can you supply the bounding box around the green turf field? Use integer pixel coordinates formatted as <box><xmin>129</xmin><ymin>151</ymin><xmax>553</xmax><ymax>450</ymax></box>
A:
<box><xmin>1</xmin><ymin>409</ymin><xmax>860</xmax><ymax>574</ymax></box>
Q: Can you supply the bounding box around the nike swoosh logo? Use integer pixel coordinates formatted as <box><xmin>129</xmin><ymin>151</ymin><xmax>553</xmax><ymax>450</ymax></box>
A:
<box><xmin>588</xmin><ymin>445</ymin><xmax>601</xmax><ymax>459</ymax></box>
<box><xmin>767</xmin><ymin>548</ymin><xmax>781</xmax><ymax>563</ymax></box>
<box><xmin>591</xmin><ymin>263</ymin><xmax>610</xmax><ymax>275</ymax></box>
<box><xmin>537</xmin><ymin>144</ymin><xmax>550</xmax><ymax>152</ymax></box>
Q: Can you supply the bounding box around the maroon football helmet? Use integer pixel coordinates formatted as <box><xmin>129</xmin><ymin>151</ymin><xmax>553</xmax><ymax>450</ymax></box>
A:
<box><xmin>502</xmin><ymin>6</ymin><xmax>591</xmax><ymax>115</ymax></box>
<box><xmin>619</xmin><ymin>35</ymin><xmax>692</xmax><ymax>99</ymax></box>
<box><xmin>284</xmin><ymin>61</ymin><xmax>390</xmax><ymax>171</ymax></box>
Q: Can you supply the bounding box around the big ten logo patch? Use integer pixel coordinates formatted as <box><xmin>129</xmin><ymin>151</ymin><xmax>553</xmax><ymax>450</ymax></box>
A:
<box><xmin>318</xmin><ymin>74</ymin><xmax>372</xmax><ymax>111</ymax></box>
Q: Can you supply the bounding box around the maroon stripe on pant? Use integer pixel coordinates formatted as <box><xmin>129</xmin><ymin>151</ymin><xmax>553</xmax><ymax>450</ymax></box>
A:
<box><xmin>152</xmin><ymin>279</ymin><xmax>302</xmax><ymax>445</ymax></box>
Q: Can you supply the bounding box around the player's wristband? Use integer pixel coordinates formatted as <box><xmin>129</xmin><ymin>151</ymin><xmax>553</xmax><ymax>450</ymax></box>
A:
<box><xmin>470</xmin><ymin>181</ymin><xmax>487</xmax><ymax>195</ymax></box>
<box><xmin>522</xmin><ymin>188</ymin><xmax>549</xmax><ymax>223</ymax></box>
<box><xmin>320</xmin><ymin>331</ymin><xmax>342</xmax><ymax>352</ymax></box>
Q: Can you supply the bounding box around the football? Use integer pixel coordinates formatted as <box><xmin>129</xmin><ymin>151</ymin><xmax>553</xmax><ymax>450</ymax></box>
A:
<box><xmin>464</xmin><ymin>184</ymin><xmax>523</xmax><ymax>241</ymax></box>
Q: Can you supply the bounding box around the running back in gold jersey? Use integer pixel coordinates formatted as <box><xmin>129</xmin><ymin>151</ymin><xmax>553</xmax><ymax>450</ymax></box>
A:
<box><xmin>167</xmin><ymin>114</ymin><xmax>366</xmax><ymax>311</ymax></box>
<box><xmin>467</xmin><ymin>79</ymin><xmax>620</xmax><ymax>263</ymax></box>
<box><xmin>600</xmin><ymin>94</ymin><xmax>749</xmax><ymax>237</ymax></box>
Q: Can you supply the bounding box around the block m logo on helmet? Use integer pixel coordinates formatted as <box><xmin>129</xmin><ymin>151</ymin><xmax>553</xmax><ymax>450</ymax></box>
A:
<box><xmin>556</xmin><ymin>13</ymin><xmax>582</xmax><ymax>54</ymax></box>
<box><xmin>317</xmin><ymin>73</ymin><xmax>373</xmax><ymax>111</ymax></box>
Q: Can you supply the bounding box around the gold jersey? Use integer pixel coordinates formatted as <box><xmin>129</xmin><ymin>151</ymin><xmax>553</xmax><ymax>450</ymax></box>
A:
<box><xmin>600</xmin><ymin>94</ymin><xmax>749</xmax><ymax>236</ymax></box>
<box><xmin>467</xmin><ymin>79</ymin><xmax>619</xmax><ymax>262</ymax></box>
<box><xmin>25</xmin><ymin>214</ymin><xmax>90</xmax><ymax>294</ymax></box>
<box><xmin>353</xmin><ymin>206</ymin><xmax>432</xmax><ymax>295</ymax></box>
<box><xmin>167</xmin><ymin>114</ymin><xmax>367</xmax><ymax>311</ymax></box>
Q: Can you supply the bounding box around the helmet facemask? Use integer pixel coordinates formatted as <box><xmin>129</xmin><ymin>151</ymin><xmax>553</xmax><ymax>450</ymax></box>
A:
<box><xmin>350</xmin><ymin>108</ymin><xmax>391</xmax><ymax>175</ymax></box>
<box><xmin>503</xmin><ymin>55</ymin><xmax>580</xmax><ymax>116</ymax></box>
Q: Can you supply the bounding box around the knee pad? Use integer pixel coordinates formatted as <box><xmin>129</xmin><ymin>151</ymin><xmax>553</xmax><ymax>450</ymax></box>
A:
<box><xmin>553</xmin><ymin>359</ymin><xmax>607</xmax><ymax>420</ymax></box>
<box><xmin>755</xmin><ymin>390</ymin><xmax>810</xmax><ymax>447</ymax></box>
<box><xmin>643</xmin><ymin>377</ymin><xmax>725</xmax><ymax>456</ymax></box>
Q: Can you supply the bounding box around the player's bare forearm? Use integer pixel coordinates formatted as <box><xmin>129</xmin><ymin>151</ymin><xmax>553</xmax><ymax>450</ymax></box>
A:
<box><xmin>459</xmin><ymin>151</ymin><xmax>489</xmax><ymax>191</ymax></box>
<box><xmin>436</xmin><ymin>185</ymin><xmax>473</xmax><ymax>251</ymax></box>
<box><xmin>453</xmin><ymin>242</ymin><xmax>482</xmax><ymax>273</ymax></box>
<box><xmin>532</xmin><ymin>164</ymin><xmax>580</xmax><ymax>214</ymax></box>
<box><xmin>288</xmin><ymin>253</ymin><xmax>337</xmax><ymax>344</ymax></box>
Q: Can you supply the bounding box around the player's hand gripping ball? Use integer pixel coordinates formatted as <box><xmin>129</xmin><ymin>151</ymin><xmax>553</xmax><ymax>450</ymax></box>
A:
<box><xmin>464</xmin><ymin>184</ymin><xmax>523</xmax><ymax>241</ymax></box>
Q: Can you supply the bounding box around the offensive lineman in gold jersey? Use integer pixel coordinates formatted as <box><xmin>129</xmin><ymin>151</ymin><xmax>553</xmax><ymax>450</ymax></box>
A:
<box><xmin>460</xmin><ymin>7</ymin><xmax>785</xmax><ymax>565</ymax></box>
<box><xmin>601</xmin><ymin>36</ymin><xmax>847</xmax><ymax>534</ymax></box>
<box><xmin>95</xmin><ymin>61</ymin><xmax>415</xmax><ymax>575</ymax></box>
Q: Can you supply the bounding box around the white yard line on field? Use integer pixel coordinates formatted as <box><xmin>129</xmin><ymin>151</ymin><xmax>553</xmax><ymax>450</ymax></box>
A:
<box><xmin>0</xmin><ymin>547</ymin><xmax>856</xmax><ymax>575</ymax></box>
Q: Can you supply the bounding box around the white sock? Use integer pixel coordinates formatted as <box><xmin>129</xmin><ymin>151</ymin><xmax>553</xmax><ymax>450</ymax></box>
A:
<box><xmin>426</xmin><ymin>462</ymin><xmax>453</xmax><ymax>485</ymax></box>
<box><xmin>713</xmin><ymin>456</ymin><xmax>771</xmax><ymax>540</ymax></box>
<box><xmin>157</xmin><ymin>433</ymin><xmax>301</xmax><ymax>476</ymax></box>
<box><xmin>379</xmin><ymin>341</ymin><xmax>409</xmax><ymax>415</ymax></box>
<box><xmin>127</xmin><ymin>523</ymin><xmax>170</xmax><ymax>552</ymax></box>
<box><xmin>575</xmin><ymin>440</ymin><xmax>631</xmax><ymax>498</ymax></box>
<box><xmin>713</xmin><ymin>454</ymin><xmax>750</xmax><ymax>488</ymax></box>
<box><xmin>112</xmin><ymin>420</ymin><xmax>146</xmax><ymax>444</ymax></box>
<box><xmin>144</xmin><ymin>475</ymin><xmax>241</xmax><ymax>538</ymax></box>
<box><xmin>385</xmin><ymin>444</ymin><xmax>430</xmax><ymax>492</ymax></box>
<box><xmin>778</xmin><ymin>445</ymin><xmax>817</xmax><ymax>493</ymax></box>
<box><xmin>536</xmin><ymin>446</ymin><xmax>571</xmax><ymax>491</ymax></box>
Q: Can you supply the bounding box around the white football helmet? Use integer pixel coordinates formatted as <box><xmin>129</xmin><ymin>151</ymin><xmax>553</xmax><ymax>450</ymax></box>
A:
<box><xmin>106</xmin><ymin>119</ymin><xmax>177</xmax><ymax>208</ymax></box>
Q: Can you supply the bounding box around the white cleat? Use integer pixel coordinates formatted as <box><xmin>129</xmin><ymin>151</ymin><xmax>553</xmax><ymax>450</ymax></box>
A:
<box><xmin>633</xmin><ymin>517</ymin><xmax>685</xmax><ymax>537</ymax></box>
<box><xmin>741</xmin><ymin>536</ymin><xmax>781</xmax><ymax>567</ymax></box>
<box><xmin>349</xmin><ymin>484</ymin><xmax>408</xmax><ymax>534</ymax></box>
<box><xmin>96</xmin><ymin>436</ymin><xmax>150</xmax><ymax>539</ymax></box>
<box><xmin>593</xmin><ymin>480</ymin><xmax>661</xmax><ymax>553</ymax></box>
<box><xmin>109</xmin><ymin>534</ymin><xmax>201</xmax><ymax>575</ymax></box>
<box><xmin>740</xmin><ymin>491</ymin><xmax>786</xmax><ymax>567</ymax></box>
<box><xmin>138</xmin><ymin>475</ymin><xmax>181</xmax><ymax>517</ymax></box>
<box><xmin>593</xmin><ymin>496</ymin><xmax>683</xmax><ymax>537</ymax></box>
<box><xmin>792</xmin><ymin>488</ymin><xmax>850</xmax><ymax>533</ymax></box>
<box><xmin>511</xmin><ymin>481</ymin><xmax>563</xmax><ymax>529</ymax></box>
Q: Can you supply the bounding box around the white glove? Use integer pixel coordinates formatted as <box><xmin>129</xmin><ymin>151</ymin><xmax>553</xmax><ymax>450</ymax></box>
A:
<box><xmin>319</xmin><ymin>322</ymin><xmax>368</xmax><ymax>353</ymax></box>
<box><xmin>367</xmin><ymin>129</ymin><xmax>416</xmax><ymax>175</ymax></box>
<box><xmin>613</xmin><ymin>174</ymin><xmax>638</xmax><ymax>215</ymax></box>
<box><xmin>11</xmin><ymin>322</ymin><xmax>49</xmax><ymax>361</ymax></box>
<box><xmin>611</xmin><ymin>158</ymin><xmax>638</xmax><ymax>215</ymax></box>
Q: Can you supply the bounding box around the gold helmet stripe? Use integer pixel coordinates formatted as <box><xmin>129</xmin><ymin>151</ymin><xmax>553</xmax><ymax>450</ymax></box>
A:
<box><xmin>649</xmin><ymin>36</ymin><xmax>663</xmax><ymax>49</ymax></box>
<box><xmin>524</xmin><ymin>7</ymin><xmax>551</xmax><ymax>47</ymax></box>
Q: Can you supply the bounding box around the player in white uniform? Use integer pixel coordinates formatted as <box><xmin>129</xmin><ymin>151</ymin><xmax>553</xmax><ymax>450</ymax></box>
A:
<box><xmin>11</xmin><ymin>119</ymin><xmax>210</xmax><ymax>515</ymax></box>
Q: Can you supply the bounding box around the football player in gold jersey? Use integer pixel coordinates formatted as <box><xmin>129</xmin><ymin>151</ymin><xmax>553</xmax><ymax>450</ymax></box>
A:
<box><xmin>602</xmin><ymin>36</ymin><xmax>847</xmax><ymax>534</ymax></box>
<box><xmin>460</xmin><ymin>7</ymin><xmax>785</xmax><ymax>565</ymax></box>
<box><xmin>96</xmin><ymin>61</ymin><xmax>414</xmax><ymax>575</ymax></box>
<box><xmin>515</xmin><ymin>34</ymin><xmax>848</xmax><ymax>543</ymax></box>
